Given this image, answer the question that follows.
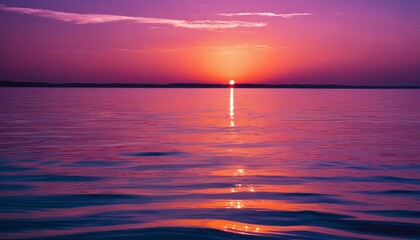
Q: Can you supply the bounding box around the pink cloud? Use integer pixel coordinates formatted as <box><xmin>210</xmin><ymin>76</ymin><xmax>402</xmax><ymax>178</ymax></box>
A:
<box><xmin>0</xmin><ymin>4</ymin><xmax>266</xmax><ymax>30</ymax></box>
<box><xmin>218</xmin><ymin>12</ymin><xmax>312</xmax><ymax>18</ymax></box>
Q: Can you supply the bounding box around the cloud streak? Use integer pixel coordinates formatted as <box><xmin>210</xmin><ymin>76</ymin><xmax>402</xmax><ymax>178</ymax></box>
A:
<box><xmin>218</xmin><ymin>12</ymin><xmax>312</xmax><ymax>18</ymax></box>
<box><xmin>113</xmin><ymin>44</ymin><xmax>280</xmax><ymax>55</ymax></box>
<box><xmin>0</xmin><ymin>4</ymin><xmax>266</xmax><ymax>30</ymax></box>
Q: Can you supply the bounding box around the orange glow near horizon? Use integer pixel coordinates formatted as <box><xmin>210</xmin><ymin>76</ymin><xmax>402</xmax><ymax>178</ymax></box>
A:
<box><xmin>191</xmin><ymin>44</ymin><xmax>285</xmax><ymax>83</ymax></box>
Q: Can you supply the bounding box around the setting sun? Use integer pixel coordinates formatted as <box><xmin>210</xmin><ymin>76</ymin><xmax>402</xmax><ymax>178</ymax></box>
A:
<box><xmin>229</xmin><ymin>80</ymin><xmax>235</xmax><ymax>86</ymax></box>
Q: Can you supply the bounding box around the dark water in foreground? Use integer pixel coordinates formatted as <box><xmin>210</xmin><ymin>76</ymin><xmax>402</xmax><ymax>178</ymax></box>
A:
<box><xmin>0</xmin><ymin>88</ymin><xmax>419</xmax><ymax>240</ymax></box>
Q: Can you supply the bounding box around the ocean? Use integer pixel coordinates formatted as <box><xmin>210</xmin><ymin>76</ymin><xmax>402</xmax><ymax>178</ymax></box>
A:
<box><xmin>0</xmin><ymin>88</ymin><xmax>419</xmax><ymax>239</ymax></box>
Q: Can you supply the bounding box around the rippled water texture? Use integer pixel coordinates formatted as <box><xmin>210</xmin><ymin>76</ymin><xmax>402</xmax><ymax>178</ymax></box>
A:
<box><xmin>0</xmin><ymin>88</ymin><xmax>419</xmax><ymax>239</ymax></box>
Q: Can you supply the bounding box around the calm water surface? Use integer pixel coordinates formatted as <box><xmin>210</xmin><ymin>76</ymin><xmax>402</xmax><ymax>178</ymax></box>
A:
<box><xmin>0</xmin><ymin>88</ymin><xmax>419</xmax><ymax>239</ymax></box>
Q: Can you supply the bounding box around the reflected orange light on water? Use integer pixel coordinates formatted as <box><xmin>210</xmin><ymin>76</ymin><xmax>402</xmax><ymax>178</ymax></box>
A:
<box><xmin>230</xmin><ymin>184</ymin><xmax>255</xmax><ymax>193</ymax></box>
<box><xmin>145</xmin><ymin>219</ymin><xmax>269</xmax><ymax>236</ymax></box>
<box><xmin>230</xmin><ymin>168</ymin><xmax>255</xmax><ymax>193</ymax></box>
<box><xmin>227</xmin><ymin>200</ymin><xmax>245</xmax><ymax>209</ymax></box>
<box><xmin>229</xmin><ymin>87</ymin><xmax>235</xmax><ymax>127</ymax></box>
<box><xmin>234</xmin><ymin>168</ymin><xmax>244</xmax><ymax>176</ymax></box>
<box><xmin>223</xmin><ymin>223</ymin><xmax>261</xmax><ymax>234</ymax></box>
<box><xmin>226</xmin><ymin>167</ymin><xmax>257</xmax><ymax>221</ymax></box>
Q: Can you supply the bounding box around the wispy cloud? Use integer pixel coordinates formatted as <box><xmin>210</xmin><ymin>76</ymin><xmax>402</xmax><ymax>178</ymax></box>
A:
<box><xmin>0</xmin><ymin>4</ymin><xmax>266</xmax><ymax>30</ymax></box>
<box><xmin>218</xmin><ymin>12</ymin><xmax>312</xmax><ymax>18</ymax></box>
<box><xmin>114</xmin><ymin>44</ymin><xmax>280</xmax><ymax>55</ymax></box>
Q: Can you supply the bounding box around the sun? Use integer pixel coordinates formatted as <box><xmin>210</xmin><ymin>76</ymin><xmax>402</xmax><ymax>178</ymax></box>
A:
<box><xmin>229</xmin><ymin>80</ymin><xmax>235</xmax><ymax>86</ymax></box>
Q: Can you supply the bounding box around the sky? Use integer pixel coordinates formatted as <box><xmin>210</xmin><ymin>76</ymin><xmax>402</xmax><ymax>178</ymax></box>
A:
<box><xmin>0</xmin><ymin>0</ymin><xmax>419</xmax><ymax>85</ymax></box>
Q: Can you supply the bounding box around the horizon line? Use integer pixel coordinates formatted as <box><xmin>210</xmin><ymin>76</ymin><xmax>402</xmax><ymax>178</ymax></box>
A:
<box><xmin>0</xmin><ymin>81</ymin><xmax>419</xmax><ymax>89</ymax></box>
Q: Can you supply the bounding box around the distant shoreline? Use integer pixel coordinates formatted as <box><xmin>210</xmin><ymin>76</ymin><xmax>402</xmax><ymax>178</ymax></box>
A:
<box><xmin>0</xmin><ymin>81</ymin><xmax>418</xmax><ymax>89</ymax></box>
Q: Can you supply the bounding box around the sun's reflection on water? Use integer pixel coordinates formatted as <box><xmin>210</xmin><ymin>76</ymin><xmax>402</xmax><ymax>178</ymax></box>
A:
<box><xmin>223</xmin><ymin>223</ymin><xmax>261</xmax><ymax>234</ymax></box>
<box><xmin>223</xmin><ymin>168</ymin><xmax>259</xmax><ymax>233</ymax></box>
<box><xmin>230</xmin><ymin>168</ymin><xmax>255</xmax><ymax>193</ymax></box>
<box><xmin>229</xmin><ymin>87</ymin><xmax>235</xmax><ymax>127</ymax></box>
<box><xmin>223</xmin><ymin>88</ymin><xmax>263</xmax><ymax>234</ymax></box>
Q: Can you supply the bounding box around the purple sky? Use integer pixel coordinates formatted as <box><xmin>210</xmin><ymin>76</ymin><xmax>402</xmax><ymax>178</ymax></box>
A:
<box><xmin>0</xmin><ymin>0</ymin><xmax>419</xmax><ymax>85</ymax></box>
